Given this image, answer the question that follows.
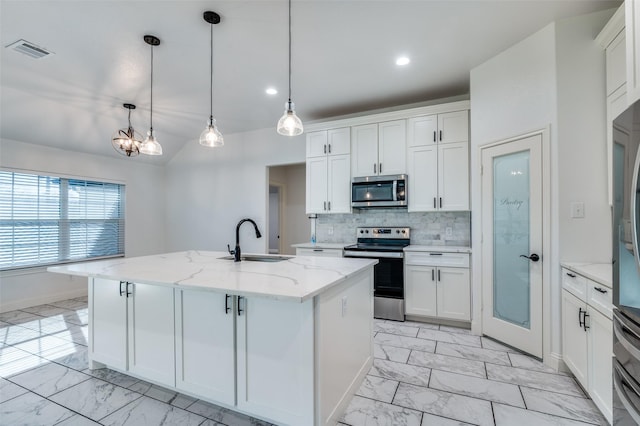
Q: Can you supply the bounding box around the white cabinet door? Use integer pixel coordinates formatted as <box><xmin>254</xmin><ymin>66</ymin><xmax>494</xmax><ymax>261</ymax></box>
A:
<box><xmin>437</xmin><ymin>267</ymin><xmax>470</xmax><ymax>321</ymax></box>
<box><xmin>607</xmin><ymin>30</ymin><xmax>627</xmax><ymax>96</ymax></box>
<box><xmin>307</xmin><ymin>131</ymin><xmax>328</xmax><ymax>158</ymax></box>
<box><xmin>405</xmin><ymin>265</ymin><xmax>437</xmax><ymax>317</ymax></box>
<box><xmin>407</xmin><ymin>115</ymin><xmax>438</xmax><ymax>147</ymax></box>
<box><xmin>627</xmin><ymin>0</ymin><xmax>640</xmax><ymax>104</ymax></box>
<box><xmin>127</xmin><ymin>283</ymin><xmax>176</xmax><ymax>387</ymax></box>
<box><xmin>306</xmin><ymin>156</ymin><xmax>328</xmax><ymax>214</ymax></box>
<box><xmin>89</xmin><ymin>278</ymin><xmax>127</xmax><ymax>370</ymax></box>
<box><xmin>328</xmin><ymin>128</ymin><xmax>350</xmax><ymax>156</ymax></box>
<box><xmin>327</xmin><ymin>154</ymin><xmax>351</xmax><ymax>213</ymax></box>
<box><xmin>438</xmin><ymin>111</ymin><xmax>469</xmax><ymax>145</ymax></box>
<box><xmin>562</xmin><ymin>290</ymin><xmax>588</xmax><ymax>388</ymax></box>
<box><xmin>351</xmin><ymin>124</ymin><xmax>379</xmax><ymax>177</ymax></box>
<box><xmin>378</xmin><ymin>120</ymin><xmax>406</xmax><ymax>175</ymax></box>
<box><xmin>407</xmin><ymin>145</ymin><xmax>438</xmax><ymax>212</ymax></box>
<box><xmin>587</xmin><ymin>308</ymin><xmax>613</xmax><ymax>423</ymax></box>
<box><xmin>236</xmin><ymin>296</ymin><xmax>314</xmax><ymax>426</ymax></box>
<box><xmin>438</xmin><ymin>141</ymin><xmax>469</xmax><ymax>211</ymax></box>
<box><xmin>175</xmin><ymin>290</ymin><xmax>235</xmax><ymax>406</ymax></box>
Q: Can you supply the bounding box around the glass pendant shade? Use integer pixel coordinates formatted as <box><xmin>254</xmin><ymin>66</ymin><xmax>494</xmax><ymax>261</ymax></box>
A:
<box><xmin>199</xmin><ymin>118</ymin><xmax>224</xmax><ymax>147</ymax></box>
<box><xmin>140</xmin><ymin>130</ymin><xmax>163</xmax><ymax>155</ymax></box>
<box><xmin>277</xmin><ymin>101</ymin><xmax>303</xmax><ymax>136</ymax></box>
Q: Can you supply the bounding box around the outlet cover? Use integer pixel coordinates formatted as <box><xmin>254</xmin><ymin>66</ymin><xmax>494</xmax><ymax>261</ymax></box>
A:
<box><xmin>445</xmin><ymin>227</ymin><xmax>453</xmax><ymax>237</ymax></box>
<box><xmin>327</xmin><ymin>226</ymin><xmax>334</xmax><ymax>235</ymax></box>
<box><xmin>570</xmin><ymin>202</ymin><xmax>585</xmax><ymax>219</ymax></box>
<box><xmin>341</xmin><ymin>296</ymin><xmax>348</xmax><ymax>317</ymax></box>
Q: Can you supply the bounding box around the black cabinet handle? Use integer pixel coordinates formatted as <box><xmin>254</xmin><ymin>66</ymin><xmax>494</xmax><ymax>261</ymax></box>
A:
<box><xmin>126</xmin><ymin>282</ymin><xmax>133</xmax><ymax>298</ymax></box>
<box><xmin>328</xmin><ymin>144</ymin><xmax>331</xmax><ymax>154</ymax></box>
<box><xmin>579</xmin><ymin>307</ymin><xmax>585</xmax><ymax>327</ymax></box>
<box><xmin>439</xmin><ymin>130</ymin><xmax>442</xmax><ymax>141</ymax></box>
<box><xmin>431</xmin><ymin>269</ymin><xmax>435</xmax><ymax>281</ymax></box>
<box><xmin>374</xmin><ymin>163</ymin><xmax>377</xmax><ymax>174</ymax></box>
<box><xmin>225</xmin><ymin>294</ymin><xmax>231</xmax><ymax>314</ymax></box>
<box><xmin>438</xmin><ymin>269</ymin><xmax>441</xmax><ymax>282</ymax></box>
<box><xmin>566</xmin><ymin>272</ymin><xmax>576</xmax><ymax>278</ymax></box>
<box><xmin>328</xmin><ymin>201</ymin><xmax>331</xmax><ymax>211</ymax></box>
<box><xmin>323</xmin><ymin>144</ymin><xmax>326</xmax><ymax>154</ymax></box>
<box><xmin>594</xmin><ymin>287</ymin><xmax>608</xmax><ymax>294</ymax></box>
<box><xmin>379</xmin><ymin>163</ymin><xmax>382</xmax><ymax>174</ymax></box>
<box><xmin>433</xmin><ymin>197</ymin><xmax>436</xmax><ymax>209</ymax></box>
<box><xmin>237</xmin><ymin>296</ymin><xmax>244</xmax><ymax>316</ymax></box>
<box><xmin>583</xmin><ymin>311</ymin><xmax>590</xmax><ymax>331</ymax></box>
<box><xmin>323</xmin><ymin>201</ymin><xmax>327</xmax><ymax>211</ymax></box>
<box><xmin>433</xmin><ymin>131</ymin><xmax>436</xmax><ymax>143</ymax></box>
<box><xmin>119</xmin><ymin>281</ymin><xmax>125</xmax><ymax>296</ymax></box>
<box><xmin>439</xmin><ymin>197</ymin><xmax>442</xmax><ymax>208</ymax></box>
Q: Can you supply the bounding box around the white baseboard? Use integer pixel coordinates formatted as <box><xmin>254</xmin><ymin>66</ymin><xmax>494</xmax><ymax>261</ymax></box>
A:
<box><xmin>0</xmin><ymin>288</ymin><xmax>88</xmax><ymax>313</ymax></box>
<box><xmin>545</xmin><ymin>351</ymin><xmax>569</xmax><ymax>373</ymax></box>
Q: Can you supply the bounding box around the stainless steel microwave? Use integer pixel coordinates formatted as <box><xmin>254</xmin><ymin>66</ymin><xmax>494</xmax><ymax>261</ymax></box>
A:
<box><xmin>351</xmin><ymin>175</ymin><xmax>407</xmax><ymax>208</ymax></box>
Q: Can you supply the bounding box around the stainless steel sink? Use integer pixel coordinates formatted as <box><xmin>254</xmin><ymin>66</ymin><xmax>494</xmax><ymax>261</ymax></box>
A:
<box><xmin>218</xmin><ymin>254</ymin><xmax>293</xmax><ymax>262</ymax></box>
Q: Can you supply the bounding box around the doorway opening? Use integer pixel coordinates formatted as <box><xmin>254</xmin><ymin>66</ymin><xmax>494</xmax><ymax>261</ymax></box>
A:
<box><xmin>267</xmin><ymin>163</ymin><xmax>307</xmax><ymax>255</ymax></box>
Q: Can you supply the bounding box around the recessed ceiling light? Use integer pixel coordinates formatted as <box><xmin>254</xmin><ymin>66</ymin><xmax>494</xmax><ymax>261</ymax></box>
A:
<box><xmin>396</xmin><ymin>56</ymin><xmax>410</xmax><ymax>66</ymax></box>
<box><xmin>266</xmin><ymin>87</ymin><xmax>278</xmax><ymax>95</ymax></box>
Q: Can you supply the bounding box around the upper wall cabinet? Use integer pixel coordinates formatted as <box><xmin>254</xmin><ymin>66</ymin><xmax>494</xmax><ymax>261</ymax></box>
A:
<box><xmin>627</xmin><ymin>0</ymin><xmax>640</xmax><ymax>105</ymax></box>
<box><xmin>406</xmin><ymin>111</ymin><xmax>470</xmax><ymax>212</ymax></box>
<box><xmin>306</xmin><ymin>128</ymin><xmax>351</xmax><ymax>214</ymax></box>
<box><xmin>352</xmin><ymin>120</ymin><xmax>406</xmax><ymax>177</ymax></box>
<box><xmin>597</xmin><ymin>4</ymin><xmax>626</xmax><ymax>207</ymax></box>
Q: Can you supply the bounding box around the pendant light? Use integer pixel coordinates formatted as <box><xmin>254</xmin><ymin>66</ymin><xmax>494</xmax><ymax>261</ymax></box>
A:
<box><xmin>199</xmin><ymin>11</ymin><xmax>224</xmax><ymax>148</ymax></box>
<box><xmin>277</xmin><ymin>0</ymin><xmax>303</xmax><ymax>136</ymax></box>
<box><xmin>140</xmin><ymin>35</ymin><xmax>163</xmax><ymax>156</ymax></box>
<box><xmin>111</xmin><ymin>103</ymin><xmax>142</xmax><ymax>157</ymax></box>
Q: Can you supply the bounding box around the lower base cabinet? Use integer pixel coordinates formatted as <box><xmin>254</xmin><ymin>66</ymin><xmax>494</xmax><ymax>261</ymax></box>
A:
<box><xmin>404</xmin><ymin>252</ymin><xmax>470</xmax><ymax>321</ymax></box>
<box><xmin>561</xmin><ymin>267</ymin><xmax>612</xmax><ymax>424</ymax></box>
<box><xmin>90</xmin><ymin>278</ymin><xmax>175</xmax><ymax>388</ymax></box>
<box><xmin>89</xmin><ymin>268</ymin><xmax>373</xmax><ymax>426</ymax></box>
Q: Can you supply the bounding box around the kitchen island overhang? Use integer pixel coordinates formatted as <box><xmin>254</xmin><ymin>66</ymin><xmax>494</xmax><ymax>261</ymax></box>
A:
<box><xmin>48</xmin><ymin>251</ymin><xmax>377</xmax><ymax>426</ymax></box>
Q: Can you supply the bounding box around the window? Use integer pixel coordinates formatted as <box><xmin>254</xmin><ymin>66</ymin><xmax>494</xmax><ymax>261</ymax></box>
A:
<box><xmin>0</xmin><ymin>171</ymin><xmax>124</xmax><ymax>270</ymax></box>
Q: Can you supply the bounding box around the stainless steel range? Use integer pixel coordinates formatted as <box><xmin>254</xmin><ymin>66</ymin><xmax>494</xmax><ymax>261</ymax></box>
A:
<box><xmin>343</xmin><ymin>227</ymin><xmax>410</xmax><ymax>321</ymax></box>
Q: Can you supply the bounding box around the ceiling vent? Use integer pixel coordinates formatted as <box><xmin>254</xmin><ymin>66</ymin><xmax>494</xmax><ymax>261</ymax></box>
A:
<box><xmin>6</xmin><ymin>39</ymin><xmax>53</xmax><ymax>59</ymax></box>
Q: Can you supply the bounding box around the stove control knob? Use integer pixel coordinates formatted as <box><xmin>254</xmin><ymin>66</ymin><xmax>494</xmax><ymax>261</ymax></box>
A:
<box><xmin>360</xmin><ymin>230</ymin><xmax>364</xmax><ymax>234</ymax></box>
<box><xmin>366</xmin><ymin>230</ymin><xmax>369</xmax><ymax>233</ymax></box>
<box><xmin>396</xmin><ymin>230</ymin><xmax>400</xmax><ymax>234</ymax></box>
<box><xmin>402</xmin><ymin>230</ymin><xmax>406</xmax><ymax>234</ymax></box>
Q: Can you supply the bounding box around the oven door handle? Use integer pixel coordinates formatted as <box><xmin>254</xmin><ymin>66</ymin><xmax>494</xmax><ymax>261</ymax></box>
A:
<box><xmin>344</xmin><ymin>251</ymin><xmax>404</xmax><ymax>259</ymax></box>
<box><xmin>614</xmin><ymin>360</ymin><xmax>640</xmax><ymax>424</ymax></box>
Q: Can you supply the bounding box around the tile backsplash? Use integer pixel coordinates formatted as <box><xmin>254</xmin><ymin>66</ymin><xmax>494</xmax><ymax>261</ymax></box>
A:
<box><xmin>315</xmin><ymin>209</ymin><xmax>470</xmax><ymax>246</ymax></box>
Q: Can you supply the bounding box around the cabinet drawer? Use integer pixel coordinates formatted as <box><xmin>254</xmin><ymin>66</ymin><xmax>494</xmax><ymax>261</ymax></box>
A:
<box><xmin>587</xmin><ymin>281</ymin><xmax>612</xmax><ymax>319</ymax></box>
<box><xmin>296</xmin><ymin>248</ymin><xmax>343</xmax><ymax>257</ymax></box>
<box><xmin>405</xmin><ymin>252</ymin><xmax>469</xmax><ymax>268</ymax></box>
<box><xmin>562</xmin><ymin>268</ymin><xmax>587</xmax><ymax>302</ymax></box>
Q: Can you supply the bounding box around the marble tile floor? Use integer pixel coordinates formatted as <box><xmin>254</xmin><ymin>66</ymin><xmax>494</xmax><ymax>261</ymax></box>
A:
<box><xmin>0</xmin><ymin>299</ymin><xmax>606</xmax><ymax>426</ymax></box>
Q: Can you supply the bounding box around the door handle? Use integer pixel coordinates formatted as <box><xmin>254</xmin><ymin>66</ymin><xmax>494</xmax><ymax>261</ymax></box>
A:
<box><xmin>520</xmin><ymin>253</ymin><xmax>540</xmax><ymax>262</ymax></box>
<box><xmin>237</xmin><ymin>296</ymin><xmax>244</xmax><ymax>316</ymax></box>
<box><xmin>225</xmin><ymin>294</ymin><xmax>231</xmax><ymax>314</ymax></box>
<box><xmin>439</xmin><ymin>197</ymin><xmax>442</xmax><ymax>208</ymax></box>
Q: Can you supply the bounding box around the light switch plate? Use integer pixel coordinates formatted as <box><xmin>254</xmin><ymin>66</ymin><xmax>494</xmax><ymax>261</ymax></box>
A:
<box><xmin>570</xmin><ymin>202</ymin><xmax>585</xmax><ymax>218</ymax></box>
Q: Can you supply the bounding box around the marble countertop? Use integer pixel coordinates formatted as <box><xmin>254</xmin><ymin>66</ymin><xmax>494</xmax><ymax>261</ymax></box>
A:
<box><xmin>291</xmin><ymin>242</ymin><xmax>353</xmax><ymax>249</ymax></box>
<box><xmin>48</xmin><ymin>250</ymin><xmax>377</xmax><ymax>303</ymax></box>
<box><xmin>561</xmin><ymin>262</ymin><xmax>612</xmax><ymax>288</ymax></box>
<box><xmin>404</xmin><ymin>245</ymin><xmax>472</xmax><ymax>253</ymax></box>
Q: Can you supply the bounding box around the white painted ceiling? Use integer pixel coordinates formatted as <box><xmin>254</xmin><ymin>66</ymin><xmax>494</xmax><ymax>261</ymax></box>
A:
<box><xmin>1</xmin><ymin>0</ymin><xmax>620</xmax><ymax>164</ymax></box>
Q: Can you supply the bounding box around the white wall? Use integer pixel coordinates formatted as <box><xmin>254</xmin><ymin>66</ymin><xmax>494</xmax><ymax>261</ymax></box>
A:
<box><xmin>556</xmin><ymin>11</ymin><xmax>612</xmax><ymax>262</ymax></box>
<box><xmin>0</xmin><ymin>138</ymin><xmax>166</xmax><ymax>312</ymax></box>
<box><xmin>165</xmin><ymin>128</ymin><xmax>305</xmax><ymax>255</ymax></box>
<box><xmin>469</xmin><ymin>9</ymin><xmax>613</xmax><ymax>366</ymax></box>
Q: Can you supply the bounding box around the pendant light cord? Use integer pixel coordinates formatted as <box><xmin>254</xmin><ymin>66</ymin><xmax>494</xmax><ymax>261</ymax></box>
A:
<box><xmin>288</xmin><ymin>0</ymin><xmax>292</xmax><ymax>103</ymax></box>
<box><xmin>210</xmin><ymin>22</ymin><xmax>213</xmax><ymax>121</ymax></box>
<box><xmin>150</xmin><ymin>44</ymin><xmax>154</xmax><ymax>132</ymax></box>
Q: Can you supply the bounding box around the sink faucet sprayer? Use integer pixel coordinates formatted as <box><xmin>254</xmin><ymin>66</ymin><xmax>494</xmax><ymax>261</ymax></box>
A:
<box><xmin>227</xmin><ymin>218</ymin><xmax>262</xmax><ymax>262</ymax></box>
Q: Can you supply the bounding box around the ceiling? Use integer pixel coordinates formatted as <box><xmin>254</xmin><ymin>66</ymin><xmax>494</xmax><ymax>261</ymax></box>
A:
<box><xmin>0</xmin><ymin>0</ymin><xmax>621</xmax><ymax>164</ymax></box>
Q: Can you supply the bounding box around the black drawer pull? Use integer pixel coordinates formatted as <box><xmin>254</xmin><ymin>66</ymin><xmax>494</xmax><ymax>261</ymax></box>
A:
<box><xmin>594</xmin><ymin>287</ymin><xmax>608</xmax><ymax>294</ymax></box>
<box><xmin>566</xmin><ymin>272</ymin><xmax>576</xmax><ymax>278</ymax></box>
<box><xmin>429</xmin><ymin>253</ymin><xmax>443</xmax><ymax>256</ymax></box>
<box><xmin>313</xmin><ymin>249</ymin><xmax>323</xmax><ymax>252</ymax></box>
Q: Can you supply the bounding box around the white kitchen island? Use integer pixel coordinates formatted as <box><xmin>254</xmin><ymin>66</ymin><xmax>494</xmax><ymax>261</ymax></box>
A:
<box><xmin>48</xmin><ymin>251</ymin><xmax>376</xmax><ymax>426</ymax></box>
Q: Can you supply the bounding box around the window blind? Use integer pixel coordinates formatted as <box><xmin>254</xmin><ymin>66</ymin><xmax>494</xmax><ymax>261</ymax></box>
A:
<box><xmin>0</xmin><ymin>171</ymin><xmax>124</xmax><ymax>270</ymax></box>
